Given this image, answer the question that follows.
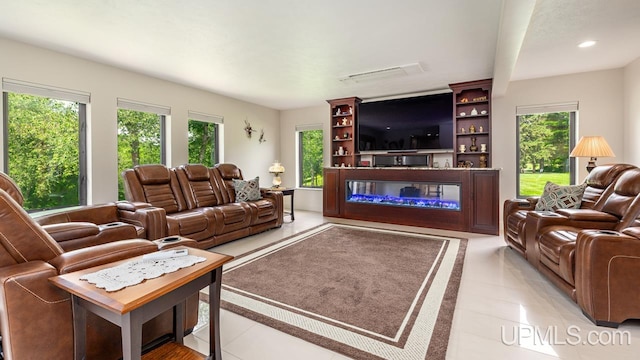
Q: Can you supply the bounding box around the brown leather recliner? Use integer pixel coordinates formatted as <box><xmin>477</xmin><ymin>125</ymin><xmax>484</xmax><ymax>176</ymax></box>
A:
<box><xmin>503</xmin><ymin>163</ymin><xmax>636</xmax><ymax>258</ymax></box>
<box><xmin>0</xmin><ymin>177</ymin><xmax>198</xmax><ymax>359</ymax></box>
<box><xmin>0</xmin><ymin>171</ymin><xmax>163</xmax><ymax>252</ymax></box>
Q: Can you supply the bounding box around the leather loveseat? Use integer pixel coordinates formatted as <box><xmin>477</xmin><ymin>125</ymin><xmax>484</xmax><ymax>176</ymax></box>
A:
<box><xmin>503</xmin><ymin>164</ymin><xmax>640</xmax><ymax>327</ymax></box>
<box><xmin>0</xmin><ymin>175</ymin><xmax>199</xmax><ymax>359</ymax></box>
<box><xmin>122</xmin><ymin>163</ymin><xmax>284</xmax><ymax>249</ymax></box>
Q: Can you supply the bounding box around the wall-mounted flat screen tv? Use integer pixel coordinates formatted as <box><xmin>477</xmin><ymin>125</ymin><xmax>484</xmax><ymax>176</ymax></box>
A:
<box><xmin>358</xmin><ymin>92</ymin><xmax>453</xmax><ymax>152</ymax></box>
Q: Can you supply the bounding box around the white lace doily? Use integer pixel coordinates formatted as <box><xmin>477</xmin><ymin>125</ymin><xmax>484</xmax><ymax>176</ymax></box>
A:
<box><xmin>80</xmin><ymin>255</ymin><xmax>207</xmax><ymax>292</ymax></box>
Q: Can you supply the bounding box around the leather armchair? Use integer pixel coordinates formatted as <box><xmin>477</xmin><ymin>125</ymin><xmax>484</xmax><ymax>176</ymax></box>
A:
<box><xmin>0</xmin><ymin>186</ymin><xmax>199</xmax><ymax>358</ymax></box>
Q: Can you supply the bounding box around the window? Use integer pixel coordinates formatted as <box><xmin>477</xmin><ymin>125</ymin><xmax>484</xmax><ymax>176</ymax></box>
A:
<box><xmin>516</xmin><ymin>103</ymin><xmax>577</xmax><ymax>197</ymax></box>
<box><xmin>117</xmin><ymin>99</ymin><xmax>168</xmax><ymax>200</ymax></box>
<box><xmin>297</xmin><ymin>125</ymin><xmax>324</xmax><ymax>188</ymax></box>
<box><xmin>188</xmin><ymin>111</ymin><xmax>223</xmax><ymax>166</ymax></box>
<box><xmin>3</xmin><ymin>80</ymin><xmax>88</xmax><ymax>211</ymax></box>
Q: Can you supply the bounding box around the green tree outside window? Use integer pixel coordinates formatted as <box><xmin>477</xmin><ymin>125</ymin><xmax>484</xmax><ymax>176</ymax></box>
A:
<box><xmin>6</xmin><ymin>93</ymin><xmax>80</xmax><ymax>211</ymax></box>
<box><xmin>299</xmin><ymin>129</ymin><xmax>323</xmax><ymax>188</ymax></box>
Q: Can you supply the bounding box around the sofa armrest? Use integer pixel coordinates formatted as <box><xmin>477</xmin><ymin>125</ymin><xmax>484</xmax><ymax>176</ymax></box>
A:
<box><xmin>575</xmin><ymin>229</ymin><xmax>640</xmax><ymax>326</ymax></box>
<box><xmin>555</xmin><ymin>208</ymin><xmax>620</xmax><ymax>223</ymax></box>
<box><xmin>260</xmin><ymin>189</ymin><xmax>284</xmax><ymax>226</ymax></box>
<box><xmin>116</xmin><ymin>201</ymin><xmax>167</xmax><ymax>240</ymax></box>
<box><xmin>48</xmin><ymin>239</ymin><xmax>158</xmax><ymax>274</ymax></box>
<box><xmin>42</xmin><ymin>222</ymin><xmax>100</xmax><ymax>242</ymax></box>
<box><xmin>504</xmin><ymin>197</ymin><xmax>537</xmax><ymax>215</ymax></box>
<box><xmin>0</xmin><ymin>261</ymin><xmax>74</xmax><ymax>359</ymax></box>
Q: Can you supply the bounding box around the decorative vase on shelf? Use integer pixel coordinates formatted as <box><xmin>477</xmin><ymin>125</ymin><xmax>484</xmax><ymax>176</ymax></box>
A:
<box><xmin>459</xmin><ymin>144</ymin><xmax>466</xmax><ymax>153</ymax></box>
<box><xmin>479</xmin><ymin>154</ymin><xmax>488</xmax><ymax>168</ymax></box>
<box><xmin>480</xmin><ymin>143</ymin><xmax>487</xmax><ymax>152</ymax></box>
<box><xmin>469</xmin><ymin>124</ymin><xmax>476</xmax><ymax>133</ymax></box>
<box><xmin>471</xmin><ymin>108</ymin><xmax>478</xmax><ymax>116</ymax></box>
<box><xmin>470</xmin><ymin>137</ymin><xmax>478</xmax><ymax>152</ymax></box>
<box><xmin>338</xmin><ymin>146</ymin><xmax>344</xmax><ymax>156</ymax></box>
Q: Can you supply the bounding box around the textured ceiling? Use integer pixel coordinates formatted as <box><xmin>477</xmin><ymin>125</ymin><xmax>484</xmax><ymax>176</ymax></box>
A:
<box><xmin>0</xmin><ymin>0</ymin><xmax>638</xmax><ymax>110</ymax></box>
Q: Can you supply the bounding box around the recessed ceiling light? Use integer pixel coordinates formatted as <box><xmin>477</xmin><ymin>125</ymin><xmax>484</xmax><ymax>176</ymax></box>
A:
<box><xmin>578</xmin><ymin>40</ymin><xmax>597</xmax><ymax>48</ymax></box>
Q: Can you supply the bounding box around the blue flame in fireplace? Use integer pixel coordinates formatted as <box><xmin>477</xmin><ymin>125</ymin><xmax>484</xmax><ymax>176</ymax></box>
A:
<box><xmin>347</xmin><ymin>193</ymin><xmax>460</xmax><ymax>210</ymax></box>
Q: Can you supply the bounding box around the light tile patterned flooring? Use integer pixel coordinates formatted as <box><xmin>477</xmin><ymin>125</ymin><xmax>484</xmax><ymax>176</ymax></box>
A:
<box><xmin>184</xmin><ymin>211</ymin><xmax>640</xmax><ymax>359</ymax></box>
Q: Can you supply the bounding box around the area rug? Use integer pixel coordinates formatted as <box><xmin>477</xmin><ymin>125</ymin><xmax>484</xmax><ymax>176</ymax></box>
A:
<box><xmin>219</xmin><ymin>223</ymin><xmax>467</xmax><ymax>360</ymax></box>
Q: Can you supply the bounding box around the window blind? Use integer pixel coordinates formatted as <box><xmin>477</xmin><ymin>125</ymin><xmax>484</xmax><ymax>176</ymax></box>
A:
<box><xmin>516</xmin><ymin>101</ymin><xmax>578</xmax><ymax>115</ymax></box>
<box><xmin>188</xmin><ymin>110</ymin><xmax>224</xmax><ymax>124</ymax></box>
<box><xmin>295</xmin><ymin>123</ymin><xmax>323</xmax><ymax>132</ymax></box>
<box><xmin>117</xmin><ymin>98</ymin><xmax>171</xmax><ymax>115</ymax></box>
<box><xmin>2</xmin><ymin>78</ymin><xmax>90</xmax><ymax>103</ymax></box>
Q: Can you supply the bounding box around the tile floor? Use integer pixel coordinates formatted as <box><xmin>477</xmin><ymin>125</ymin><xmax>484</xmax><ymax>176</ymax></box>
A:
<box><xmin>183</xmin><ymin>211</ymin><xmax>640</xmax><ymax>359</ymax></box>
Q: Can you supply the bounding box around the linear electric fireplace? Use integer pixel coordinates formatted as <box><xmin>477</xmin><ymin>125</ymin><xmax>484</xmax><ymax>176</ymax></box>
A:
<box><xmin>346</xmin><ymin>180</ymin><xmax>461</xmax><ymax>210</ymax></box>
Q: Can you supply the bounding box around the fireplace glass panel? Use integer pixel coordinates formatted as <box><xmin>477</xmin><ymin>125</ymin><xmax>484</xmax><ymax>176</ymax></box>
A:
<box><xmin>346</xmin><ymin>180</ymin><xmax>460</xmax><ymax>210</ymax></box>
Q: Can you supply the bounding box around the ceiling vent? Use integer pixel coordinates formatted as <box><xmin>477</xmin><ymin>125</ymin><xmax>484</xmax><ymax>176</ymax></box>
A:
<box><xmin>339</xmin><ymin>63</ymin><xmax>424</xmax><ymax>84</ymax></box>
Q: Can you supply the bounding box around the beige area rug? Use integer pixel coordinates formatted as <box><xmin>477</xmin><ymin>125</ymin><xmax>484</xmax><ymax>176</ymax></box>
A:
<box><xmin>219</xmin><ymin>223</ymin><xmax>467</xmax><ymax>360</ymax></box>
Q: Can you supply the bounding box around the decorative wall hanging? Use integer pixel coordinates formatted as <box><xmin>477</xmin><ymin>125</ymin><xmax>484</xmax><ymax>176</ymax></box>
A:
<box><xmin>244</xmin><ymin>119</ymin><xmax>255</xmax><ymax>138</ymax></box>
<box><xmin>259</xmin><ymin>129</ymin><xmax>266</xmax><ymax>143</ymax></box>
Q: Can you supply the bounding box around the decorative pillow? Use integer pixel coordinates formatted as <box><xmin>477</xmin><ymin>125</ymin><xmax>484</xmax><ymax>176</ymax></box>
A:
<box><xmin>233</xmin><ymin>176</ymin><xmax>262</xmax><ymax>202</ymax></box>
<box><xmin>534</xmin><ymin>181</ymin><xmax>587</xmax><ymax>211</ymax></box>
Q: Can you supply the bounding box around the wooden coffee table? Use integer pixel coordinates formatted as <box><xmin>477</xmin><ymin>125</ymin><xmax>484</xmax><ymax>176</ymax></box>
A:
<box><xmin>49</xmin><ymin>247</ymin><xmax>233</xmax><ymax>360</ymax></box>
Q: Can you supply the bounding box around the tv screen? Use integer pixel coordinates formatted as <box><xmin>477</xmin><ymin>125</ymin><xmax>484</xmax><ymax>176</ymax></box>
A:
<box><xmin>358</xmin><ymin>93</ymin><xmax>453</xmax><ymax>152</ymax></box>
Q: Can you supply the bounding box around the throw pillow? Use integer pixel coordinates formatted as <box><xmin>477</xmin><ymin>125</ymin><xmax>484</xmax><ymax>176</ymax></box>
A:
<box><xmin>233</xmin><ymin>176</ymin><xmax>262</xmax><ymax>202</ymax></box>
<box><xmin>534</xmin><ymin>181</ymin><xmax>587</xmax><ymax>211</ymax></box>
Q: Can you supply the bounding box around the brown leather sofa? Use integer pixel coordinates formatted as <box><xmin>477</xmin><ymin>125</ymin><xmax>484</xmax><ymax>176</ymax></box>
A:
<box><xmin>122</xmin><ymin>163</ymin><xmax>284</xmax><ymax>249</ymax></box>
<box><xmin>0</xmin><ymin>175</ymin><xmax>199</xmax><ymax>359</ymax></box>
<box><xmin>503</xmin><ymin>163</ymin><xmax>635</xmax><ymax>258</ymax></box>
<box><xmin>503</xmin><ymin>164</ymin><xmax>640</xmax><ymax>327</ymax></box>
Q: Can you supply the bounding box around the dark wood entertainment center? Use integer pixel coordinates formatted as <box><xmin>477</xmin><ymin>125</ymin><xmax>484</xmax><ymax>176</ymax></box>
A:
<box><xmin>323</xmin><ymin>167</ymin><xmax>500</xmax><ymax>235</ymax></box>
<box><xmin>323</xmin><ymin>79</ymin><xmax>500</xmax><ymax>235</ymax></box>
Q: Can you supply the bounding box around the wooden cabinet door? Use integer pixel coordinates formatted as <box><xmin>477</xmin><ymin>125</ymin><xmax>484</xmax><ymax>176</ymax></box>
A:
<box><xmin>323</xmin><ymin>168</ymin><xmax>341</xmax><ymax>216</ymax></box>
<box><xmin>470</xmin><ymin>170</ymin><xmax>499</xmax><ymax>235</ymax></box>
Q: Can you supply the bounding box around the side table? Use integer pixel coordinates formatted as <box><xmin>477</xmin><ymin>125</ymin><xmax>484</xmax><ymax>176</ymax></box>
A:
<box><xmin>50</xmin><ymin>247</ymin><xmax>233</xmax><ymax>360</ymax></box>
<box><xmin>280</xmin><ymin>188</ymin><xmax>295</xmax><ymax>221</ymax></box>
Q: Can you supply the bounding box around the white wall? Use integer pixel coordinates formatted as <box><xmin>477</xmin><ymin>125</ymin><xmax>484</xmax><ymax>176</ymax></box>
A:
<box><xmin>493</xmin><ymin>68</ymin><xmax>626</xmax><ymax>207</ymax></box>
<box><xmin>0</xmin><ymin>37</ymin><xmax>280</xmax><ymax>204</ymax></box>
<box><xmin>624</xmin><ymin>57</ymin><xmax>640</xmax><ymax>165</ymax></box>
<box><xmin>279</xmin><ymin>105</ymin><xmax>328</xmax><ymax>212</ymax></box>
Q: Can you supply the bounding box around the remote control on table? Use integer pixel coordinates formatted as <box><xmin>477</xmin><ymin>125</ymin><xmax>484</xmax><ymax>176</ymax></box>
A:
<box><xmin>142</xmin><ymin>249</ymin><xmax>189</xmax><ymax>261</ymax></box>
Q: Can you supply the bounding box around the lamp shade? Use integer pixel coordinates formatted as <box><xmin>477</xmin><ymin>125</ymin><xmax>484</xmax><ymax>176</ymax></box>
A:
<box><xmin>268</xmin><ymin>162</ymin><xmax>285</xmax><ymax>174</ymax></box>
<box><xmin>569</xmin><ymin>136</ymin><xmax>615</xmax><ymax>158</ymax></box>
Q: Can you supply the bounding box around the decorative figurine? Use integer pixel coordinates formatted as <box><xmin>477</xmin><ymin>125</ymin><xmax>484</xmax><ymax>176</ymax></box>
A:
<box><xmin>479</xmin><ymin>125</ymin><xmax>484</xmax><ymax>132</ymax></box>
<box><xmin>459</xmin><ymin>144</ymin><xmax>466</xmax><ymax>153</ymax></box>
<box><xmin>480</xmin><ymin>143</ymin><xmax>487</xmax><ymax>152</ymax></box>
<box><xmin>444</xmin><ymin>159</ymin><xmax>450</xmax><ymax>168</ymax></box>
<box><xmin>479</xmin><ymin>154</ymin><xmax>488</xmax><ymax>168</ymax></box>
<box><xmin>469</xmin><ymin>124</ymin><xmax>476</xmax><ymax>133</ymax></box>
<box><xmin>460</xmin><ymin>127</ymin><xmax>466</xmax><ymax>134</ymax></box>
<box><xmin>342</xmin><ymin>118</ymin><xmax>348</xmax><ymax>125</ymax></box>
<box><xmin>471</xmin><ymin>108</ymin><xmax>478</xmax><ymax>116</ymax></box>
<box><xmin>470</xmin><ymin>137</ymin><xmax>478</xmax><ymax>152</ymax></box>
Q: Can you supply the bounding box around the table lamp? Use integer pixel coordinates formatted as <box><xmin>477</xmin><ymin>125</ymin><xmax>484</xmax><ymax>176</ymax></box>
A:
<box><xmin>268</xmin><ymin>162</ymin><xmax>285</xmax><ymax>188</ymax></box>
<box><xmin>569</xmin><ymin>136</ymin><xmax>615</xmax><ymax>172</ymax></box>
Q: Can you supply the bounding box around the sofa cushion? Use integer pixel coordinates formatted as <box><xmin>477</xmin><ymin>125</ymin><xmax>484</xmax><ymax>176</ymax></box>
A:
<box><xmin>535</xmin><ymin>182</ymin><xmax>587</xmax><ymax>211</ymax></box>
<box><xmin>233</xmin><ymin>177</ymin><xmax>262</xmax><ymax>202</ymax></box>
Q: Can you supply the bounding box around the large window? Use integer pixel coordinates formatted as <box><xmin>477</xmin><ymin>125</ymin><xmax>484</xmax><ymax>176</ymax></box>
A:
<box><xmin>3</xmin><ymin>81</ymin><xmax>88</xmax><ymax>211</ymax></box>
<box><xmin>188</xmin><ymin>111</ymin><xmax>222</xmax><ymax>166</ymax></box>
<box><xmin>297</xmin><ymin>126</ymin><xmax>324</xmax><ymax>188</ymax></box>
<box><xmin>516</xmin><ymin>103</ymin><xmax>577</xmax><ymax>197</ymax></box>
<box><xmin>117</xmin><ymin>99</ymin><xmax>168</xmax><ymax>200</ymax></box>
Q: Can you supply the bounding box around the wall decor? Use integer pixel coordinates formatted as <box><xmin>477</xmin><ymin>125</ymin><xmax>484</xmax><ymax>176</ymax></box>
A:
<box><xmin>244</xmin><ymin>119</ymin><xmax>255</xmax><ymax>138</ymax></box>
<box><xmin>259</xmin><ymin>129</ymin><xmax>266</xmax><ymax>143</ymax></box>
